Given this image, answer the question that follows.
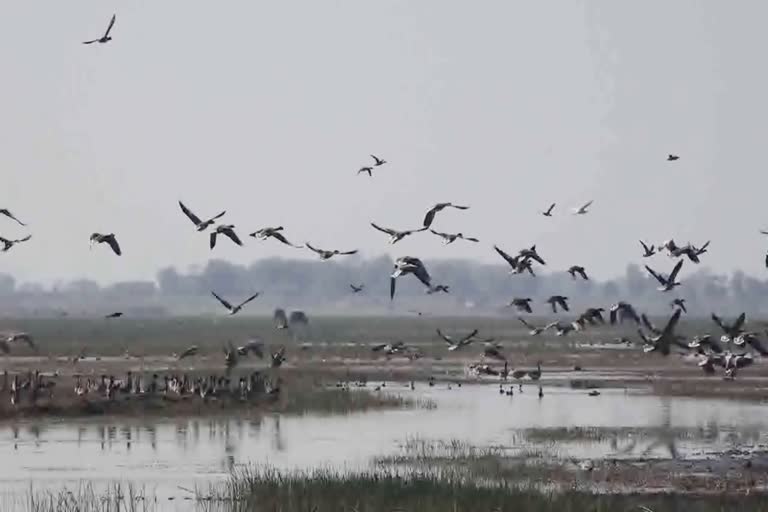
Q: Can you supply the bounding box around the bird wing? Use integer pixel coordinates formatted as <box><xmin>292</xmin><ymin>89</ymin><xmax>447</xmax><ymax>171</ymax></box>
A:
<box><xmin>370</xmin><ymin>154</ymin><xmax>382</xmax><ymax>164</ymax></box>
<box><xmin>640</xmin><ymin>240</ymin><xmax>651</xmax><ymax>253</ymax></box>
<box><xmin>460</xmin><ymin>329</ymin><xmax>479</xmax><ymax>343</ymax></box>
<box><xmin>223</xmin><ymin>228</ymin><xmax>243</xmax><ymax>246</ymax></box>
<box><xmin>104</xmin><ymin>14</ymin><xmax>116</xmax><ymax>38</ymax></box>
<box><xmin>748</xmin><ymin>337</ymin><xmax>768</xmax><ymax>356</ymax></box>
<box><xmin>422</xmin><ymin>207</ymin><xmax>437</xmax><ymax>228</ymax></box>
<box><xmin>559</xmin><ymin>297</ymin><xmax>569</xmax><ymax>311</ymax></box>
<box><xmin>450</xmin><ymin>204</ymin><xmax>470</xmax><ymax>210</ymax></box>
<box><xmin>645</xmin><ymin>265</ymin><xmax>665</xmax><ymax>285</ymax></box>
<box><xmin>389</xmin><ymin>276</ymin><xmax>396</xmax><ymax>300</ymax></box>
<box><xmin>17</xmin><ymin>235</ymin><xmax>31</xmax><ymax>243</ymax></box>
<box><xmin>662</xmin><ymin>309</ymin><xmax>682</xmax><ymax>337</ymax></box>
<box><xmin>413</xmin><ymin>264</ymin><xmax>432</xmax><ymax>288</ymax></box>
<box><xmin>641</xmin><ymin>314</ymin><xmax>657</xmax><ymax>333</ymax></box>
<box><xmin>581</xmin><ymin>200</ymin><xmax>593</xmax><ymax>210</ymax></box>
<box><xmin>211</xmin><ymin>291</ymin><xmax>233</xmax><ymax>311</ymax></box>
<box><xmin>106</xmin><ymin>236</ymin><xmax>122</xmax><ymax>255</ymax></box>
<box><xmin>734</xmin><ymin>312</ymin><xmax>747</xmax><ymax>331</ymax></box>
<box><xmin>546</xmin><ymin>203</ymin><xmax>555</xmax><ymax>214</ymax></box>
<box><xmin>339</xmin><ymin>249</ymin><xmax>358</xmax><ymax>255</ymax></box>
<box><xmin>178</xmin><ymin>201</ymin><xmax>202</xmax><ymax>226</ymax></box>
<box><xmin>272</xmin><ymin>232</ymin><xmax>301</xmax><ymax>247</ymax></box>
<box><xmin>518</xmin><ymin>317</ymin><xmax>534</xmax><ymax>329</ymax></box>
<box><xmin>209</xmin><ymin>232</ymin><xmax>217</xmax><ymax>249</ymax></box>
<box><xmin>371</xmin><ymin>223</ymin><xmax>396</xmax><ymax>236</ymax></box>
<box><xmin>0</xmin><ymin>210</ymin><xmax>25</xmax><ymax>226</ymax></box>
<box><xmin>82</xmin><ymin>39</ymin><xmax>98</xmax><ymax>45</ymax></box>
<box><xmin>436</xmin><ymin>329</ymin><xmax>454</xmax><ymax>344</ymax></box>
<box><xmin>609</xmin><ymin>308</ymin><xmax>617</xmax><ymax>325</ymax></box>
<box><xmin>429</xmin><ymin>229</ymin><xmax>449</xmax><ymax>238</ymax></box>
<box><xmin>464</xmin><ymin>236</ymin><xmax>480</xmax><ymax>242</ymax></box>
<box><xmin>711</xmin><ymin>313</ymin><xmax>726</xmax><ymax>332</ymax></box>
<box><xmin>696</xmin><ymin>240</ymin><xmax>710</xmax><ymax>254</ymax></box>
<box><xmin>668</xmin><ymin>259</ymin><xmax>684</xmax><ymax>281</ymax></box>
<box><xmin>305</xmin><ymin>243</ymin><xmax>323</xmax><ymax>254</ymax></box>
<box><xmin>237</xmin><ymin>292</ymin><xmax>261</xmax><ymax>309</ymax></box>
<box><xmin>493</xmin><ymin>245</ymin><xmax>518</xmax><ymax>268</ymax></box>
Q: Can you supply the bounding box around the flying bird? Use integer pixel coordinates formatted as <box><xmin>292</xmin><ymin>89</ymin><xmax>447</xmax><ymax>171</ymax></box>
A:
<box><xmin>306</xmin><ymin>243</ymin><xmax>358</xmax><ymax>260</ymax></box>
<box><xmin>0</xmin><ymin>235</ymin><xmax>31</xmax><ymax>252</ymax></box>
<box><xmin>390</xmin><ymin>256</ymin><xmax>432</xmax><ymax>300</ymax></box>
<box><xmin>640</xmin><ymin>240</ymin><xmax>656</xmax><ymax>258</ymax></box>
<box><xmin>178</xmin><ymin>201</ymin><xmax>225</xmax><ymax>232</ymax></box>
<box><xmin>436</xmin><ymin>328</ymin><xmax>478</xmax><ymax>351</ymax></box>
<box><xmin>711</xmin><ymin>312</ymin><xmax>747</xmax><ymax>342</ymax></box>
<box><xmin>249</xmin><ymin>227</ymin><xmax>302</xmax><ymax>248</ymax></box>
<box><xmin>546</xmin><ymin>295</ymin><xmax>569</xmax><ymax>313</ymax></box>
<box><xmin>422</xmin><ymin>202</ymin><xmax>469</xmax><ymax>229</ymax></box>
<box><xmin>105</xmin><ymin>312</ymin><xmax>123</xmax><ymax>319</ymax></box>
<box><xmin>572</xmin><ymin>200</ymin><xmax>593</xmax><ymax>215</ymax></box>
<box><xmin>210</xmin><ymin>225</ymin><xmax>243</xmax><ymax>249</ymax></box>
<box><xmin>518</xmin><ymin>317</ymin><xmax>545</xmax><ymax>336</ymax></box>
<box><xmin>640</xmin><ymin>309</ymin><xmax>684</xmax><ymax>356</ymax></box>
<box><xmin>427</xmin><ymin>284</ymin><xmax>450</xmax><ymax>294</ymax></box>
<box><xmin>567</xmin><ymin>265</ymin><xmax>588</xmax><ymax>280</ymax></box>
<box><xmin>176</xmin><ymin>345</ymin><xmax>199</xmax><ymax>360</ymax></box>
<box><xmin>370</xmin><ymin>154</ymin><xmax>387</xmax><ymax>166</ymax></box>
<box><xmin>370</xmin><ymin>223</ymin><xmax>427</xmax><ymax>244</ymax></box>
<box><xmin>90</xmin><ymin>233</ymin><xmax>121</xmax><ymax>255</ymax></box>
<box><xmin>508</xmin><ymin>298</ymin><xmax>533</xmax><ymax>314</ymax></box>
<box><xmin>211</xmin><ymin>291</ymin><xmax>260</xmax><ymax>315</ymax></box>
<box><xmin>517</xmin><ymin>245</ymin><xmax>546</xmax><ymax>265</ymax></box>
<box><xmin>429</xmin><ymin>230</ymin><xmax>479</xmax><ymax>244</ymax></box>
<box><xmin>83</xmin><ymin>14</ymin><xmax>116</xmax><ymax>45</ymax></box>
<box><xmin>350</xmin><ymin>284</ymin><xmax>365</xmax><ymax>293</ymax></box>
<box><xmin>541</xmin><ymin>203</ymin><xmax>555</xmax><ymax>217</ymax></box>
<box><xmin>0</xmin><ymin>209</ymin><xmax>26</xmax><ymax>226</ymax></box>
<box><xmin>667</xmin><ymin>154</ymin><xmax>680</xmax><ymax>161</ymax></box>
<box><xmin>670</xmin><ymin>298</ymin><xmax>687</xmax><ymax>313</ymax></box>
<box><xmin>610</xmin><ymin>302</ymin><xmax>640</xmax><ymax>325</ymax></box>
<box><xmin>645</xmin><ymin>260</ymin><xmax>684</xmax><ymax>291</ymax></box>
<box><xmin>357</xmin><ymin>166</ymin><xmax>374</xmax><ymax>176</ymax></box>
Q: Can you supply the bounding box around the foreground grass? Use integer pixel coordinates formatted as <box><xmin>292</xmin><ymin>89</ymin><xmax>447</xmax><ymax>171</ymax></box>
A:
<box><xmin>213</xmin><ymin>467</ymin><xmax>768</xmax><ymax>512</ymax></box>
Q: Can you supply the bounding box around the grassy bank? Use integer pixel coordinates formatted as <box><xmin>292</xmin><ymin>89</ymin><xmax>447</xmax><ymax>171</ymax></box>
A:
<box><xmin>212</xmin><ymin>467</ymin><xmax>768</xmax><ymax>512</ymax></box>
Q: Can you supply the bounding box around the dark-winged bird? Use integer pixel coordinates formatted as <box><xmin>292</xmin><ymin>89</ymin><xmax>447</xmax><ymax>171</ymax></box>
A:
<box><xmin>370</xmin><ymin>223</ymin><xmax>427</xmax><ymax>244</ymax></box>
<box><xmin>306</xmin><ymin>243</ymin><xmax>357</xmax><ymax>260</ymax></box>
<box><xmin>610</xmin><ymin>302</ymin><xmax>640</xmax><ymax>324</ymax></box>
<box><xmin>508</xmin><ymin>298</ymin><xmax>533</xmax><ymax>314</ymax></box>
<box><xmin>667</xmin><ymin>154</ymin><xmax>680</xmax><ymax>161</ymax></box>
<box><xmin>429</xmin><ymin>230</ymin><xmax>479</xmax><ymax>244</ymax></box>
<box><xmin>211</xmin><ymin>291</ymin><xmax>260</xmax><ymax>315</ymax></box>
<box><xmin>90</xmin><ymin>233</ymin><xmax>121</xmax><ymax>255</ymax></box>
<box><xmin>210</xmin><ymin>225</ymin><xmax>242</xmax><ymax>249</ymax></box>
<box><xmin>542</xmin><ymin>203</ymin><xmax>555</xmax><ymax>217</ymax></box>
<box><xmin>640</xmin><ymin>240</ymin><xmax>656</xmax><ymax>258</ymax></box>
<box><xmin>105</xmin><ymin>312</ymin><xmax>123</xmax><ymax>319</ymax></box>
<box><xmin>0</xmin><ymin>235</ymin><xmax>31</xmax><ymax>252</ymax></box>
<box><xmin>422</xmin><ymin>202</ymin><xmax>469</xmax><ymax>229</ymax></box>
<box><xmin>670</xmin><ymin>298</ymin><xmax>687</xmax><ymax>313</ymax></box>
<box><xmin>370</xmin><ymin>154</ymin><xmax>387</xmax><ymax>166</ymax></box>
<box><xmin>178</xmin><ymin>201</ymin><xmax>225</xmax><ymax>232</ymax></box>
<box><xmin>645</xmin><ymin>259</ymin><xmax>683</xmax><ymax>291</ymax></box>
<box><xmin>83</xmin><ymin>14</ymin><xmax>116</xmax><ymax>44</ymax></box>
<box><xmin>390</xmin><ymin>256</ymin><xmax>432</xmax><ymax>300</ymax></box>
<box><xmin>249</xmin><ymin>226</ymin><xmax>302</xmax><ymax>248</ymax></box>
<box><xmin>567</xmin><ymin>265</ymin><xmax>588</xmax><ymax>280</ymax></box>
<box><xmin>350</xmin><ymin>284</ymin><xmax>365</xmax><ymax>293</ymax></box>
<box><xmin>546</xmin><ymin>295</ymin><xmax>569</xmax><ymax>313</ymax></box>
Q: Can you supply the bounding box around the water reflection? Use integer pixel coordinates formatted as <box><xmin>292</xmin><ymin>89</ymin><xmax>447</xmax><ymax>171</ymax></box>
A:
<box><xmin>0</xmin><ymin>385</ymin><xmax>766</xmax><ymax>496</ymax></box>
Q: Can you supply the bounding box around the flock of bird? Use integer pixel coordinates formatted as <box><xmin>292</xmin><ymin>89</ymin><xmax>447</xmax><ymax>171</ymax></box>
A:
<box><xmin>0</xmin><ymin>16</ymin><xmax>764</xmax><ymax>416</ymax></box>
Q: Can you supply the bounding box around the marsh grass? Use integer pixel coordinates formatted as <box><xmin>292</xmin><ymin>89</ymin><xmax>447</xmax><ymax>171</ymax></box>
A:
<box><xmin>21</xmin><ymin>483</ymin><xmax>155</xmax><ymax>512</ymax></box>
<box><xmin>522</xmin><ymin>425</ymin><xmax>759</xmax><ymax>443</ymax></box>
<box><xmin>214</xmin><ymin>466</ymin><xmax>768</xmax><ymax>512</ymax></box>
<box><xmin>275</xmin><ymin>388</ymin><xmax>436</xmax><ymax>416</ymax></box>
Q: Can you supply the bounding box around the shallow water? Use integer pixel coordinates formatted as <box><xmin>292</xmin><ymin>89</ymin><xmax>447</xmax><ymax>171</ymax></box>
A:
<box><xmin>2</xmin><ymin>383</ymin><xmax>768</xmax><ymax>508</ymax></box>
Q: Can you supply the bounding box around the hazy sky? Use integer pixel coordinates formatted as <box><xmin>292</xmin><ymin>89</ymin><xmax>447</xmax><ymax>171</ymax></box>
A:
<box><xmin>1</xmin><ymin>1</ymin><xmax>767</xmax><ymax>285</ymax></box>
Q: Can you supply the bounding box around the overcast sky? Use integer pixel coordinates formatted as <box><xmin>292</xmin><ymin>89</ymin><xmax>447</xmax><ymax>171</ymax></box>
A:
<box><xmin>1</xmin><ymin>1</ymin><xmax>766</xmax><ymax>285</ymax></box>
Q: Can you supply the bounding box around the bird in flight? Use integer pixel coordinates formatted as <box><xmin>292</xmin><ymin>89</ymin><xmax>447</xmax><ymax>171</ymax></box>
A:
<box><xmin>541</xmin><ymin>203</ymin><xmax>555</xmax><ymax>217</ymax></box>
<box><xmin>422</xmin><ymin>202</ymin><xmax>469</xmax><ymax>229</ymax></box>
<box><xmin>83</xmin><ymin>14</ymin><xmax>116</xmax><ymax>45</ymax></box>
<box><xmin>645</xmin><ymin>259</ymin><xmax>684</xmax><ymax>292</ymax></box>
<box><xmin>546</xmin><ymin>295</ymin><xmax>570</xmax><ymax>313</ymax></box>
<box><xmin>640</xmin><ymin>309</ymin><xmax>683</xmax><ymax>356</ymax></box>
<box><xmin>426</xmin><ymin>284</ymin><xmax>450</xmax><ymax>294</ymax></box>
<box><xmin>250</xmin><ymin>226</ymin><xmax>302</xmax><ymax>248</ymax></box>
<box><xmin>90</xmin><ymin>233</ymin><xmax>121</xmax><ymax>255</ymax></box>
<box><xmin>610</xmin><ymin>302</ymin><xmax>640</xmax><ymax>325</ymax></box>
<box><xmin>508</xmin><ymin>298</ymin><xmax>533</xmax><ymax>313</ymax></box>
<box><xmin>429</xmin><ymin>230</ymin><xmax>479</xmax><ymax>244</ymax></box>
<box><xmin>350</xmin><ymin>284</ymin><xmax>365</xmax><ymax>293</ymax></box>
<box><xmin>178</xmin><ymin>201</ymin><xmax>225</xmax><ymax>232</ymax></box>
<box><xmin>306</xmin><ymin>243</ymin><xmax>357</xmax><ymax>260</ymax></box>
<box><xmin>105</xmin><ymin>312</ymin><xmax>123</xmax><ymax>319</ymax></box>
<box><xmin>572</xmin><ymin>200</ymin><xmax>593</xmax><ymax>215</ymax></box>
<box><xmin>0</xmin><ymin>235</ymin><xmax>31</xmax><ymax>252</ymax></box>
<box><xmin>0</xmin><ymin>209</ymin><xmax>26</xmax><ymax>226</ymax></box>
<box><xmin>567</xmin><ymin>265</ymin><xmax>589</xmax><ymax>280</ymax></box>
<box><xmin>211</xmin><ymin>291</ymin><xmax>260</xmax><ymax>315</ymax></box>
<box><xmin>370</xmin><ymin>154</ymin><xmax>387</xmax><ymax>166</ymax></box>
<box><xmin>210</xmin><ymin>225</ymin><xmax>243</xmax><ymax>249</ymax></box>
<box><xmin>370</xmin><ymin>223</ymin><xmax>427</xmax><ymax>244</ymax></box>
<box><xmin>670</xmin><ymin>298</ymin><xmax>687</xmax><ymax>313</ymax></box>
<box><xmin>357</xmin><ymin>166</ymin><xmax>374</xmax><ymax>177</ymax></box>
<box><xmin>667</xmin><ymin>154</ymin><xmax>680</xmax><ymax>161</ymax></box>
<box><xmin>518</xmin><ymin>317</ymin><xmax>545</xmax><ymax>336</ymax></box>
<box><xmin>640</xmin><ymin>240</ymin><xmax>656</xmax><ymax>258</ymax></box>
<box><xmin>436</xmin><ymin>328</ymin><xmax>478</xmax><ymax>351</ymax></box>
<box><xmin>390</xmin><ymin>256</ymin><xmax>432</xmax><ymax>300</ymax></box>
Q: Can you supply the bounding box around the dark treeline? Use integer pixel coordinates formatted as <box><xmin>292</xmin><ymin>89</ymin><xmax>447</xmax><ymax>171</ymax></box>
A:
<box><xmin>0</xmin><ymin>256</ymin><xmax>766</xmax><ymax>317</ymax></box>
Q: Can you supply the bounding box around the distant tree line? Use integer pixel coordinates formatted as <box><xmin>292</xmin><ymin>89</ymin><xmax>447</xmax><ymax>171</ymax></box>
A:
<box><xmin>0</xmin><ymin>256</ymin><xmax>766</xmax><ymax>317</ymax></box>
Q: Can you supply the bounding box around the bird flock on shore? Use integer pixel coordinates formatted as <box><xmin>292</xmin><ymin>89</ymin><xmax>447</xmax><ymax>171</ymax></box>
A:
<box><xmin>0</xmin><ymin>14</ymin><xmax>765</xmax><ymax>411</ymax></box>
